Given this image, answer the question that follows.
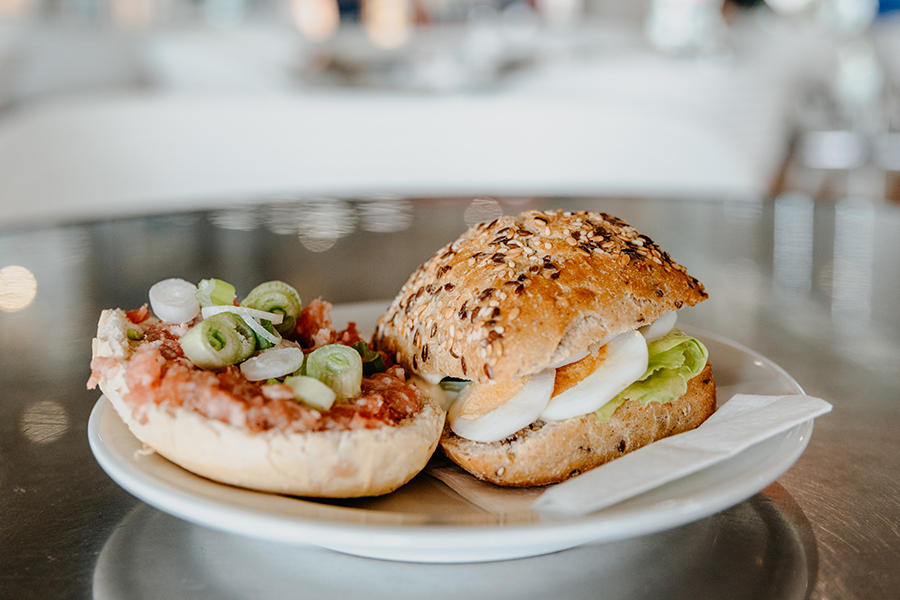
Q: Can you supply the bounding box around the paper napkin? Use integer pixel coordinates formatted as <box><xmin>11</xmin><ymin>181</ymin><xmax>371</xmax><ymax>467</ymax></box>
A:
<box><xmin>531</xmin><ymin>394</ymin><xmax>832</xmax><ymax>516</ymax></box>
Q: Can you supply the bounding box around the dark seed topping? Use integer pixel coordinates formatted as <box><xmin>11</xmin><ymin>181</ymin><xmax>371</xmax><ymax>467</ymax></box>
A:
<box><xmin>461</xmin><ymin>356</ymin><xmax>467</xmax><ymax>375</ymax></box>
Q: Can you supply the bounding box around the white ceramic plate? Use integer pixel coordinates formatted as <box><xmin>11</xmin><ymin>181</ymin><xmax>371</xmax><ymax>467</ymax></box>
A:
<box><xmin>88</xmin><ymin>304</ymin><xmax>809</xmax><ymax>563</ymax></box>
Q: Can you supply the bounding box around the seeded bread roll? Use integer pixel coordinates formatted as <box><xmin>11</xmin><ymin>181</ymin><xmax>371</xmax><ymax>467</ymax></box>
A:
<box><xmin>374</xmin><ymin>210</ymin><xmax>708</xmax><ymax>384</ymax></box>
<box><xmin>441</xmin><ymin>363</ymin><xmax>716</xmax><ymax>487</ymax></box>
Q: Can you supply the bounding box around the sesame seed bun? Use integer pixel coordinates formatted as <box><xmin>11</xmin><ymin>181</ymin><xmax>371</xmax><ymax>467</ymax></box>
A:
<box><xmin>374</xmin><ymin>210</ymin><xmax>708</xmax><ymax>384</ymax></box>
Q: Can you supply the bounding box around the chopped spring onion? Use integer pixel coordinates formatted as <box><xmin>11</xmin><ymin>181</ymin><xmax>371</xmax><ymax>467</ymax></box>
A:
<box><xmin>200</xmin><ymin>305</ymin><xmax>282</xmax><ymax>347</ymax></box>
<box><xmin>240</xmin><ymin>347</ymin><xmax>306</xmax><ymax>381</ymax></box>
<box><xmin>284</xmin><ymin>375</ymin><xmax>337</xmax><ymax>411</ymax></box>
<box><xmin>241</xmin><ymin>281</ymin><xmax>302</xmax><ymax>336</ymax></box>
<box><xmin>305</xmin><ymin>344</ymin><xmax>363</xmax><ymax>401</ymax></box>
<box><xmin>200</xmin><ymin>305</ymin><xmax>284</xmax><ymax>324</ymax></box>
<box><xmin>126</xmin><ymin>328</ymin><xmax>145</xmax><ymax>341</ymax></box>
<box><xmin>254</xmin><ymin>320</ymin><xmax>278</xmax><ymax>350</ymax></box>
<box><xmin>195</xmin><ymin>278</ymin><xmax>236</xmax><ymax>308</ymax></box>
<box><xmin>179</xmin><ymin>312</ymin><xmax>256</xmax><ymax>370</ymax></box>
<box><xmin>148</xmin><ymin>278</ymin><xmax>201</xmax><ymax>323</ymax></box>
<box><xmin>351</xmin><ymin>341</ymin><xmax>386</xmax><ymax>376</ymax></box>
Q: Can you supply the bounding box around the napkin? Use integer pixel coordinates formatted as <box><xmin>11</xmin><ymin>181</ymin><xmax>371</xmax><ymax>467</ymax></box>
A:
<box><xmin>531</xmin><ymin>394</ymin><xmax>832</xmax><ymax>516</ymax></box>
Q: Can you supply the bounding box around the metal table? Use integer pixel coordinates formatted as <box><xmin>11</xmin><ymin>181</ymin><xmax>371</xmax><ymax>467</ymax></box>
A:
<box><xmin>2</xmin><ymin>195</ymin><xmax>897</xmax><ymax>599</ymax></box>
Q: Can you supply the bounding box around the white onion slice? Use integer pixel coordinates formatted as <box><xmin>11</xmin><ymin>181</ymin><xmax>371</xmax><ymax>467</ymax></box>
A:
<box><xmin>448</xmin><ymin>369</ymin><xmax>555</xmax><ymax>443</ymax></box>
<box><xmin>201</xmin><ymin>305</ymin><xmax>284</xmax><ymax>325</ymax></box>
<box><xmin>240</xmin><ymin>347</ymin><xmax>305</xmax><ymax>381</ymax></box>
<box><xmin>241</xmin><ymin>314</ymin><xmax>282</xmax><ymax>346</ymax></box>
<box><xmin>540</xmin><ymin>331</ymin><xmax>649</xmax><ymax>421</ymax></box>
<box><xmin>148</xmin><ymin>278</ymin><xmax>201</xmax><ymax>324</ymax></box>
<box><xmin>639</xmin><ymin>311</ymin><xmax>678</xmax><ymax>342</ymax></box>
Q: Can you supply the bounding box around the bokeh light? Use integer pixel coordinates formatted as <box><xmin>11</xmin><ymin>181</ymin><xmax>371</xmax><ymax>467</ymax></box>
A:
<box><xmin>0</xmin><ymin>265</ymin><xmax>37</xmax><ymax>312</ymax></box>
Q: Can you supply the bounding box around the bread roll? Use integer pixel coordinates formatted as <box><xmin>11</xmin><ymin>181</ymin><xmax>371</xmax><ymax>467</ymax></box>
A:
<box><xmin>374</xmin><ymin>209</ymin><xmax>714</xmax><ymax>486</ymax></box>
<box><xmin>90</xmin><ymin>308</ymin><xmax>444</xmax><ymax>498</ymax></box>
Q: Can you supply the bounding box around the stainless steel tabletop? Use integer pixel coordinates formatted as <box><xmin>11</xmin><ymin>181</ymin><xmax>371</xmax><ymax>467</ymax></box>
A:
<box><xmin>2</xmin><ymin>195</ymin><xmax>897</xmax><ymax>599</ymax></box>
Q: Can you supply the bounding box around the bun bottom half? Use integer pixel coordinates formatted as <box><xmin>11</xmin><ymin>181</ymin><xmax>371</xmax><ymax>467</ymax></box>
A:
<box><xmin>98</xmin><ymin>368</ymin><xmax>445</xmax><ymax>499</ymax></box>
<box><xmin>440</xmin><ymin>363</ymin><xmax>716</xmax><ymax>487</ymax></box>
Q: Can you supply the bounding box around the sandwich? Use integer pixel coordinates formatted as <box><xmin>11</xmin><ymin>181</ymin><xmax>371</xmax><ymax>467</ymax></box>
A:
<box><xmin>88</xmin><ymin>278</ymin><xmax>444</xmax><ymax>498</ymax></box>
<box><xmin>374</xmin><ymin>209</ymin><xmax>715</xmax><ymax>486</ymax></box>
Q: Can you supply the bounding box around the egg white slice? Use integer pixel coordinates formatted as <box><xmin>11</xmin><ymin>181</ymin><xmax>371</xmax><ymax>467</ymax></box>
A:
<box><xmin>540</xmin><ymin>330</ymin><xmax>649</xmax><ymax>422</ymax></box>
<box><xmin>639</xmin><ymin>310</ymin><xmax>677</xmax><ymax>342</ymax></box>
<box><xmin>447</xmin><ymin>369</ymin><xmax>555</xmax><ymax>443</ymax></box>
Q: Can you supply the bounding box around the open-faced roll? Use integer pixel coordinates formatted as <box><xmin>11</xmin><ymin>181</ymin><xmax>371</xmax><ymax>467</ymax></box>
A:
<box><xmin>88</xmin><ymin>281</ymin><xmax>444</xmax><ymax>498</ymax></box>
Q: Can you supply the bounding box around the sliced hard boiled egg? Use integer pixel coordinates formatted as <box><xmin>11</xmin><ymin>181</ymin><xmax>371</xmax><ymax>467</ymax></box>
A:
<box><xmin>540</xmin><ymin>330</ymin><xmax>649</xmax><ymax>421</ymax></box>
<box><xmin>639</xmin><ymin>311</ymin><xmax>677</xmax><ymax>342</ymax></box>
<box><xmin>447</xmin><ymin>369</ymin><xmax>555</xmax><ymax>443</ymax></box>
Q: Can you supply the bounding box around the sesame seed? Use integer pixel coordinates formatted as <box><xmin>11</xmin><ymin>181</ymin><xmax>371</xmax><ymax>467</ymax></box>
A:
<box><xmin>508</xmin><ymin>307</ymin><xmax>520</xmax><ymax>320</ymax></box>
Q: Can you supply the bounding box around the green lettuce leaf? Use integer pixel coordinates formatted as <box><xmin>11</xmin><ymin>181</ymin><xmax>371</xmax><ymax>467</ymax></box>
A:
<box><xmin>594</xmin><ymin>329</ymin><xmax>708</xmax><ymax>423</ymax></box>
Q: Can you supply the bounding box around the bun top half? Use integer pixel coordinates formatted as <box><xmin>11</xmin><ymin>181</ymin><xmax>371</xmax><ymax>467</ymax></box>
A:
<box><xmin>374</xmin><ymin>210</ymin><xmax>708</xmax><ymax>384</ymax></box>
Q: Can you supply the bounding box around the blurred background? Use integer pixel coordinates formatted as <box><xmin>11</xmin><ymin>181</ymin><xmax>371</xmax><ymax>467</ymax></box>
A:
<box><xmin>0</xmin><ymin>0</ymin><xmax>896</xmax><ymax>225</ymax></box>
<box><xmin>2</xmin><ymin>6</ymin><xmax>900</xmax><ymax>598</ymax></box>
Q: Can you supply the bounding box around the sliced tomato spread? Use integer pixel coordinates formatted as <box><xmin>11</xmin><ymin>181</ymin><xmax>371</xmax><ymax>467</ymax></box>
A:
<box><xmin>90</xmin><ymin>299</ymin><xmax>422</xmax><ymax>434</ymax></box>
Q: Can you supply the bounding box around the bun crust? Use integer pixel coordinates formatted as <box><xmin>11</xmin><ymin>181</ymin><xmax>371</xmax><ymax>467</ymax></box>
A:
<box><xmin>440</xmin><ymin>363</ymin><xmax>716</xmax><ymax>487</ymax></box>
<box><xmin>375</xmin><ymin>210</ymin><xmax>707</xmax><ymax>384</ymax></box>
<box><xmin>92</xmin><ymin>310</ymin><xmax>444</xmax><ymax>498</ymax></box>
